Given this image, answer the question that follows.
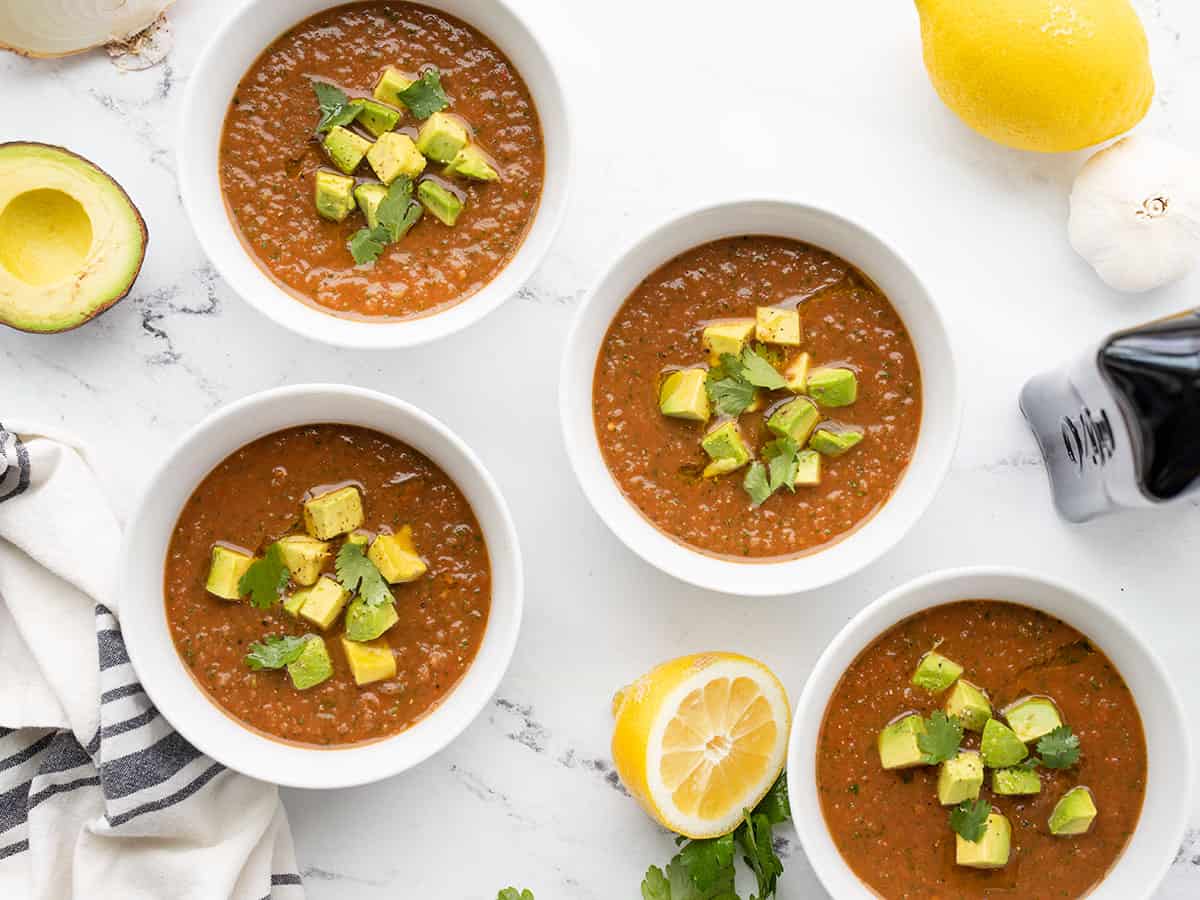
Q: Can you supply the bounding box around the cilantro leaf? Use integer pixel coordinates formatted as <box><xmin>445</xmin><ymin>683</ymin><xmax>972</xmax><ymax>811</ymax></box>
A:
<box><xmin>375</xmin><ymin>177</ymin><xmax>413</xmax><ymax>237</ymax></box>
<box><xmin>1035</xmin><ymin>725</ymin><xmax>1081</xmax><ymax>769</ymax></box>
<box><xmin>312</xmin><ymin>80</ymin><xmax>359</xmax><ymax>133</ymax></box>
<box><xmin>348</xmin><ymin>225</ymin><xmax>390</xmax><ymax>265</ymax></box>
<box><xmin>706</xmin><ymin>353</ymin><xmax>756</xmax><ymax>417</ymax></box>
<box><xmin>752</xmin><ymin>772</ymin><xmax>791</xmax><ymax>825</ymax></box>
<box><xmin>335</xmin><ymin>541</ymin><xmax>393</xmax><ymax>607</ymax></box>
<box><xmin>743</xmin><ymin>461</ymin><xmax>771</xmax><ymax>507</ymax></box>
<box><xmin>497</xmin><ymin>890</ymin><xmax>534</xmax><ymax>900</ymax></box>
<box><xmin>238</xmin><ymin>542</ymin><xmax>290</xmax><ymax>609</ymax></box>
<box><xmin>740</xmin><ymin>348</ymin><xmax>786</xmax><ymax>390</ymax></box>
<box><xmin>764</xmin><ymin>437</ymin><xmax>801</xmax><ymax>494</ymax></box>
<box><xmin>739</xmin><ymin>811</ymin><xmax>783</xmax><ymax>900</ymax></box>
<box><xmin>918</xmin><ymin>710</ymin><xmax>964</xmax><ymax>764</ymax></box>
<box><xmin>244</xmin><ymin>634</ymin><xmax>309</xmax><ymax>671</ymax></box>
<box><xmin>949</xmin><ymin>798</ymin><xmax>991</xmax><ymax>843</ymax></box>
<box><xmin>640</xmin><ymin>867</ymin><xmax>671</xmax><ymax>900</ymax></box>
<box><xmin>397</xmin><ymin>67</ymin><xmax>450</xmax><ymax>119</ymax></box>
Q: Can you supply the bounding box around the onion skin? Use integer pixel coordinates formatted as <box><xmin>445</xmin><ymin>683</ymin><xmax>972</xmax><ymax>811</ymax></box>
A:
<box><xmin>0</xmin><ymin>0</ymin><xmax>174</xmax><ymax>59</ymax></box>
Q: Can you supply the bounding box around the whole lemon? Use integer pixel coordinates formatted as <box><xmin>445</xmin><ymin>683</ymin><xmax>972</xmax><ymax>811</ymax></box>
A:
<box><xmin>915</xmin><ymin>0</ymin><xmax>1154</xmax><ymax>152</ymax></box>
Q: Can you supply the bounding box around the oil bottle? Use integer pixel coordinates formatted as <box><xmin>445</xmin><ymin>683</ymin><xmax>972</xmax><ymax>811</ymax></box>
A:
<box><xmin>1020</xmin><ymin>311</ymin><xmax>1200</xmax><ymax>522</ymax></box>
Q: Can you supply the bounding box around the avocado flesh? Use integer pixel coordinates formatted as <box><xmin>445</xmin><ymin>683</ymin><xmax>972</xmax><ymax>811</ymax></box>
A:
<box><xmin>1004</xmin><ymin>696</ymin><xmax>1063</xmax><ymax>744</ymax></box>
<box><xmin>344</xmin><ymin>597</ymin><xmax>399</xmax><ymax>641</ymax></box>
<box><xmin>937</xmin><ymin>751</ymin><xmax>983</xmax><ymax>805</ymax></box>
<box><xmin>0</xmin><ymin>143</ymin><xmax>146</xmax><ymax>333</ymax></box>
<box><xmin>993</xmin><ymin>766</ymin><xmax>1041</xmax><ymax>796</ymax></box>
<box><xmin>287</xmin><ymin>636</ymin><xmax>333</xmax><ymax>690</ymax></box>
<box><xmin>911</xmin><ymin>650</ymin><xmax>963</xmax><ymax>693</ymax></box>
<box><xmin>956</xmin><ymin>813</ymin><xmax>1011</xmax><ymax>869</ymax></box>
<box><xmin>945</xmin><ymin>680</ymin><xmax>992</xmax><ymax>732</ymax></box>
<box><xmin>980</xmin><ymin>718</ymin><xmax>1028</xmax><ymax>768</ymax></box>
<box><xmin>877</xmin><ymin>713</ymin><xmax>927</xmax><ymax>770</ymax></box>
<box><xmin>417</xmin><ymin>180</ymin><xmax>464</xmax><ymax>226</ymax></box>
<box><xmin>1049</xmin><ymin>786</ymin><xmax>1097</xmax><ymax>835</ymax></box>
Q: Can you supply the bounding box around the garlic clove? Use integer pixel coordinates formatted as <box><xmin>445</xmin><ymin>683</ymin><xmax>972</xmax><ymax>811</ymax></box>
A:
<box><xmin>1068</xmin><ymin>135</ymin><xmax>1200</xmax><ymax>294</ymax></box>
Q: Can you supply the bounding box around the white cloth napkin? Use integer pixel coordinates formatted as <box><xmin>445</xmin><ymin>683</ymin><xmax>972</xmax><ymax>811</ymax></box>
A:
<box><xmin>0</xmin><ymin>423</ymin><xmax>305</xmax><ymax>900</ymax></box>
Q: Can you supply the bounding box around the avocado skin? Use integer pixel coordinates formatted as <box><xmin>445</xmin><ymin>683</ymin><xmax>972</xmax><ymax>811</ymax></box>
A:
<box><xmin>0</xmin><ymin>142</ymin><xmax>147</xmax><ymax>334</ymax></box>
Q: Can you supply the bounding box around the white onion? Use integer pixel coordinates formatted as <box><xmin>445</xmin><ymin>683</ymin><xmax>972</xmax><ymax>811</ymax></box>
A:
<box><xmin>0</xmin><ymin>0</ymin><xmax>173</xmax><ymax>58</ymax></box>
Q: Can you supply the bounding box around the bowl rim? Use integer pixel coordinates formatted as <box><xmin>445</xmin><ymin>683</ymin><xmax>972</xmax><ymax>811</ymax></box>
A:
<box><xmin>786</xmin><ymin>565</ymin><xmax>1193</xmax><ymax>900</ymax></box>
<box><xmin>118</xmin><ymin>383</ymin><xmax>524</xmax><ymax>789</ymax></box>
<box><xmin>176</xmin><ymin>0</ymin><xmax>573</xmax><ymax>350</ymax></box>
<box><xmin>558</xmin><ymin>197</ymin><xmax>963</xmax><ymax>596</ymax></box>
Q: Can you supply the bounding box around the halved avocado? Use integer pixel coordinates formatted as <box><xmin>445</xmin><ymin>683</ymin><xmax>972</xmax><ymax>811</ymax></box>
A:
<box><xmin>0</xmin><ymin>143</ymin><xmax>146</xmax><ymax>333</ymax></box>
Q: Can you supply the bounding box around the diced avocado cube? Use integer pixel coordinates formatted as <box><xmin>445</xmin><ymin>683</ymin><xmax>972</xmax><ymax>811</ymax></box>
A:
<box><xmin>658</xmin><ymin>368</ymin><xmax>710</xmax><ymax>422</ymax></box>
<box><xmin>314</xmin><ymin>170</ymin><xmax>356</xmax><ymax>222</ymax></box>
<box><xmin>1049</xmin><ymin>786</ymin><xmax>1097</xmax><ymax>836</ymax></box>
<box><xmin>981</xmin><ymin>718</ymin><xmax>1028</xmax><ymax>768</ymax></box>
<box><xmin>283</xmin><ymin>587</ymin><xmax>311</xmax><ymax>618</ymax></box>
<box><xmin>955</xmin><ymin>813</ymin><xmax>1011</xmax><ymax>869</ymax></box>
<box><xmin>287</xmin><ymin>635</ymin><xmax>333</xmax><ymax>690</ymax></box>
<box><xmin>367</xmin><ymin>132</ymin><xmax>426</xmax><ymax>185</ymax></box>
<box><xmin>352</xmin><ymin>98</ymin><xmax>402</xmax><ymax>138</ymax></box>
<box><xmin>322</xmin><ymin>125</ymin><xmax>372</xmax><ymax>175</ymax></box>
<box><xmin>793</xmin><ymin>449</ymin><xmax>821</xmax><ymax>487</ymax></box>
<box><xmin>373</xmin><ymin>66</ymin><xmax>414</xmax><ymax>109</ymax></box>
<box><xmin>810</xmin><ymin>427</ymin><xmax>864</xmax><ymax>457</ymax></box>
<box><xmin>369</xmin><ymin>526</ymin><xmax>427</xmax><ymax>583</ymax></box>
<box><xmin>945</xmin><ymin>680</ymin><xmax>992</xmax><ymax>732</ymax></box>
<box><xmin>993</xmin><ymin>766</ymin><xmax>1042</xmax><ymax>796</ymax></box>
<box><xmin>298</xmin><ymin>576</ymin><xmax>351</xmax><ymax>631</ymax></box>
<box><xmin>340</xmin><ymin>635</ymin><xmax>397</xmax><ymax>686</ymax></box>
<box><xmin>744</xmin><ymin>390</ymin><xmax>766</xmax><ymax>414</ymax></box>
<box><xmin>445</xmin><ymin>144</ymin><xmax>500</xmax><ymax>181</ymax></box>
<box><xmin>937</xmin><ymin>751</ymin><xmax>984</xmax><ymax>806</ymax></box>
<box><xmin>755</xmin><ymin>306</ymin><xmax>801</xmax><ymax>346</ymax></box>
<box><xmin>701</xmin><ymin>457</ymin><xmax>742</xmax><ymax>479</ymax></box>
<box><xmin>205</xmin><ymin>545</ymin><xmax>254</xmax><ymax>600</ymax></box>
<box><xmin>766</xmin><ymin>397</ymin><xmax>819</xmax><ymax>444</ymax></box>
<box><xmin>807</xmin><ymin>367</ymin><xmax>859</xmax><ymax>407</ymax></box>
<box><xmin>784</xmin><ymin>352</ymin><xmax>811</xmax><ymax>393</ymax></box>
<box><xmin>701</xmin><ymin>319</ymin><xmax>756</xmax><ymax>364</ymax></box>
<box><xmin>416</xmin><ymin>111</ymin><xmax>469</xmax><ymax>163</ymax></box>
<box><xmin>276</xmin><ymin>535</ymin><xmax>330</xmax><ymax>587</ymax></box>
<box><xmin>702</xmin><ymin>421</ymin><xmax>753</xmax><ymax>463</ymax></box>
<box><xmin>911</xmin><ymin>650</ymin><xmax>963</xmax><ymax>693</ymax></box>
<box><xmin>346</xmin><ymin>530</ymin><xmax>371</xmax><ymax>548</ymax></box>
<box><xmin>417</xmin><ymin>180</ymin><xmax>464</xmax><ymax>226</ymax></box>
<box><xmin>344</xmin><ymin>597</ymin><xmax>400</xmax><ymax>642</ymax></box>
<box><xmin>1003</xmin><ymin>696</ymin><xmax>1063</xmax><ymax>744</ymax></box>
<box><xmin>877</xmin><ymin>713</ymin><xmax>928</xmax><ymax>770</ymax></box>
<box><xmin>303</xmin><ymin>486</ymin><xmax>364</xmax><ymax>540</ymax></box>
<box><xmin>354</xmin><ymin>182</ymin><xmax>388</xmax><ymax>229</ymax></box>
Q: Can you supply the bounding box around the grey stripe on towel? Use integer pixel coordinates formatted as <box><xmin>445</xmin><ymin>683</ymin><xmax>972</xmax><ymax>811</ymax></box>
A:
<box><xmin>0</xmin><ymin>424</ymin><xmax>29</xmax><ymax>503</ymax></box>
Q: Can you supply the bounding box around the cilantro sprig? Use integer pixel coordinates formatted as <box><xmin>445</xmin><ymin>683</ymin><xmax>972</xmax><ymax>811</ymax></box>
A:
<box><xmin>348</xmin><ymin>177</ymin><xmax>423</xmax><ymax>264</ymax></box>
<box><xmin>706</xmin><ymin>348</ymin><xmax>786</xmax><ymax>418</ymax></box>
<box><xmin>640</xmin><ymin>772</ymin><xmax>789</xmax><ymax>900</ymax></box>
<box><xmin>949</xmin><ymin>798</ymin><xmax>991</xmax><ymax>843</ymax></box>
<box><xmin>335</xmin><ymin>541</ymin><xmax>393</xmax><ymax>607</ymax></box>
<box><xmin>743</xmin><ymin>437</ymin><xmax>803</xmax><ymax>507</ymax></box>
<box><xmin>1031</xmin><ymin>725</ymin><xmax>1081</xmax><ymax>769</ymax></box>
<box><xmin>497</xmin><ymin>890</ymin><xmax>534</xmax><ymax>900</ymax></box>
<box><xmin>397</xmin><ymin>67</ymin><xmax>450</xmax><ymax>119</ymax></box>
<box><xmin>237</xmin><ymin>542</ymin><xmax>290</xmax><ymax>609</ymax></box>
<box><xmin>918</xmin><ymin>711</ymin><xmax>964</xmax><ymax>765</ymax></box>
<box><xmin>311</xmin><ymin>81</ymin><xmax>360</xmax><ymax>133</ymax></box>
<box><xmin>244</xmin><ymin>634</ymin><xmax>309</xmax><ymax>670</ymax></box>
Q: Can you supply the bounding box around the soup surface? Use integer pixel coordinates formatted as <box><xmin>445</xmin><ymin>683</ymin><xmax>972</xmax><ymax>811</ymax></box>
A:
<box><xmin>816</xmin><ymin>600</ymin><xmax>1147</xmax><ymax>899</ymax></box>
<box><xmin>164</xmin><ymin>424</ymin><xmax>491</xmax><ymax>746</ymax></box>
<box><xmin>593</xmin><ymin>236</ymin><xmax>922</xmax><ymax>559</ymax></box>
<box><xmin>219</xmin><ymin>1</ymin><xmax>544</xmax><ymax>320</ymax></box>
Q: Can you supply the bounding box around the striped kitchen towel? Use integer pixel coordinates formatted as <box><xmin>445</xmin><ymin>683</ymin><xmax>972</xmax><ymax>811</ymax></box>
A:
<box><xmin>0</xmin><ymin>423</ymin><xmax>304</xmax><ymax>900</ymax></box>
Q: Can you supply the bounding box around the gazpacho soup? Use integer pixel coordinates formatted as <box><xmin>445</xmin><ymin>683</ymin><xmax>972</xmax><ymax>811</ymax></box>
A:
<box><xmin>593</xmin><ymin>236</ymin><xmax>922</xmax><ymax>560</ymax></box>
<box><xmin>219</xmin><ymin>2</ymin><xmax>545</xmax><ymax>321</ymax></box>
<box><xmin>816</xmin><ymin>600</ymin><xmax>1147</xmax><ymax>898</ymax></box>
<box><xmin>163</xmin><ymin>424</ymin><xmax>491</xmax><ymax>747</ymax></box>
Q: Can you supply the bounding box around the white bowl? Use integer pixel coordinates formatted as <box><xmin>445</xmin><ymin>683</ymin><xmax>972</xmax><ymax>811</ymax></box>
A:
<box><xmin>177</xmin><ymin>0</ymin><xmax>571</xmax><ymax>349</ymax></box>
<box><xmin>119</xmin><ymin>384</ymin><xmax>523</xmax><ymax>788</ymax></box>
<box><xmin>788</xmin><ymin>567</ymin><xmax>1192</xmax><ymax>900</ymax></box>
<box><xmin>559</xmin><ymin>200</ymin><xmax>961</xmax><ymax>596</ymax></box>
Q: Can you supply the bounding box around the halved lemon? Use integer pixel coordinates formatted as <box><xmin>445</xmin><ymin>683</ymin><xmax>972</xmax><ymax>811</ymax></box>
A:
<box><xmin>611</xmin><ymin>652</ymin><xmax>790</xmax><ymax>838</ymax></box>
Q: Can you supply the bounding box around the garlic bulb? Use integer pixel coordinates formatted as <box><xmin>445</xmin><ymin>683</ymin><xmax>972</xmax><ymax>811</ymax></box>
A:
<box><xmin>1068</xmin><ymin>136</ymin><xmax>1200</xmax><ymax>293</ymax></box>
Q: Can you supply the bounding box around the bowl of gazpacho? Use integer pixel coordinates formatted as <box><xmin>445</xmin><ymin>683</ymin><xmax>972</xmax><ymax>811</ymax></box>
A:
<box><xmin>178</xmin><ymin>0</ymin><xmax>569</xmax><ymax>348</ymax></box>
<box><xmin>560</xmin><ymin>200</ymin><xmax>960</xmax><ymax>595</ymax></box>
<box><xmin>788</xmin><ymin>567</ymin><xmax>1191</xmax><ymax>899</ymax></box>
<box><xmin>119</xmin><ymin>384</ymin><xmax>522</xmax><ymax>788</ymax></box>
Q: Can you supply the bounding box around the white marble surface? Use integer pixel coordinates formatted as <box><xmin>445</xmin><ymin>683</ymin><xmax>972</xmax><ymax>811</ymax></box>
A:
<box><xmin>2</xmin><ymin>0</ymin><xmax>1199</xmax><ymax>896</ymax></box>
